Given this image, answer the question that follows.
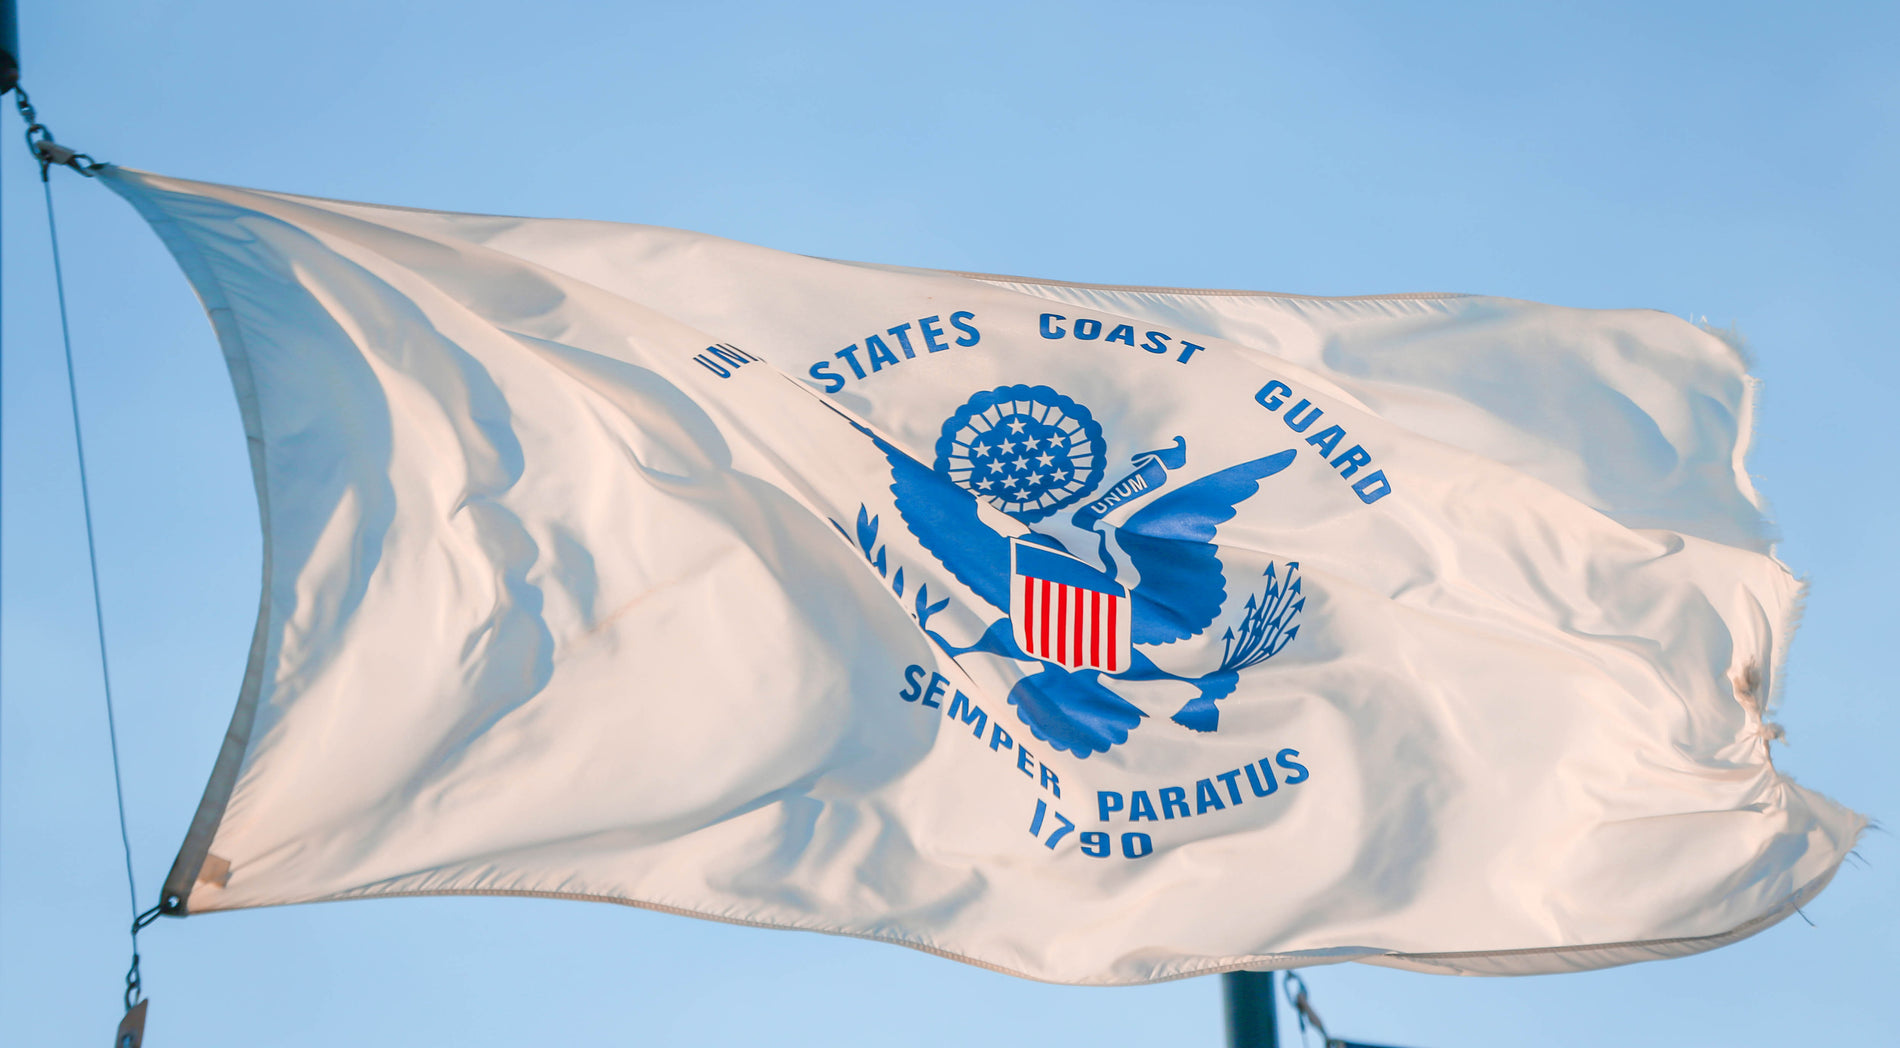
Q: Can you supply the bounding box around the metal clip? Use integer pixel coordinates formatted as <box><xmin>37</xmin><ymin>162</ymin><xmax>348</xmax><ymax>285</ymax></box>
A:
<box><xmin>1282</xmin><ymin>972</ymin><xmax>1338</xmax><ymax>1047</ymax></box>
<box><xmin>34</xmin><ymin>137</ymin><xmax>75</xmax><ymax>166</ymax></box>
<box><xmin>12</xmin><ymin>86</ymin><xmax>103</xmax><ymax>178</ymax></box>
<box><xmin>115</xmin><ymin>999</ymin><xmax>148</xmax><ymax>1048</ymax></box>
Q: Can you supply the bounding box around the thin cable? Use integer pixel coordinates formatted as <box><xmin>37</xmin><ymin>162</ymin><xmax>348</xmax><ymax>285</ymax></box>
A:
<box><xmin>41</xmin><ymin>173</ymin><xmax>140</xmax><ymax>924</ymax></box>
<box><xmin>18</xmin><ymin>88</ymin><xmax>149</xmax><ymax>1016</ymax></box>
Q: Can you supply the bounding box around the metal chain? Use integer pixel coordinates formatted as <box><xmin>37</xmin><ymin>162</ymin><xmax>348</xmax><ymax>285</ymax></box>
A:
<box><xmin>14</xmin><ymin>86</ymin><xmax>104</xmax><ymax>181</ymax></box>
<box><xmin>1282</xmin><ymin>972</ymin><xmax>1340</xmax><ymax>1048</ymax></box>
<box><xmin>125</xmin><ymin>903</ymin><xmax>163</xmax><ymax>1010</ymax></box>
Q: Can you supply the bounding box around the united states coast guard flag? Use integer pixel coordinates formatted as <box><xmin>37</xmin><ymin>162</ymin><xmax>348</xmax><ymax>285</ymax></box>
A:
<box><xmin>105</xmin><ymin>167</ymin><xmax>1863</xmax><ymax>983</ymax></box>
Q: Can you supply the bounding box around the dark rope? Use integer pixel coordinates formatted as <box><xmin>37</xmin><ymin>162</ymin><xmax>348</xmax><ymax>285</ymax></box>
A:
<box><xmin>42</xmin><ymin>166</ymin><xmax>139</xmax><ymax>922</ymax></box>
<box><xmin>19</xmin><ymin>85</ymin><xmax>144</xmax><ymax>1010</ymax></box>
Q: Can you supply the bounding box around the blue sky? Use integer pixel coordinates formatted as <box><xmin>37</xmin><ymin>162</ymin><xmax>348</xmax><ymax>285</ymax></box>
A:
<box><xmin>2</xmin><ymin>2</ymin><xmax>1894</xmax><ymax>1044</ymax></box>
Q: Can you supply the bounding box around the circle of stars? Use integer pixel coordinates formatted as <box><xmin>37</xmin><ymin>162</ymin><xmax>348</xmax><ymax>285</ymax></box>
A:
<box><xmin>936</xmin><ymin>386</ymin><xmax>1106</xmax><ymax>523</ymax></box>
<box><xmin>948</xmin><ymin>408</ymin><xmax>1099</xmax><ymax>518</ymax></box>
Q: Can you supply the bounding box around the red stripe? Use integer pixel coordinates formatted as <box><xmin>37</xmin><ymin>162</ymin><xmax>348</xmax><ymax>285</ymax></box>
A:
<box><xmin>1022</xmin><ymin>574</ymin><xmax>1036</xmax><ymax>657</ymax></box>
<box><xmin>1091</xmin><ymin>590</ymin><xmax>1101</xmax><ymax>669</ymax></box>
<box><xmin>1106</xmin><ymin>597</ymin><xmax>1118</xmax><ymax>672</ymax></box>
<box><xmin>1056</xmin><ymin>584</ymin><xmax>1068</xmax><ymax>664</ymax></box>
<box><xmin>1072</xmin><ymin>587</ymin><xmax>1083</xmax><ymax>667</ymax></box>
<box><xmin>1040</xmin><ymin>579</ymin><xmax>1052</xmax><ymax>658</ymax></box>
<box><xmin>1072</xmin><ymin>587</ymin><xmax>1082</xmax><ymax>665</ymax></box>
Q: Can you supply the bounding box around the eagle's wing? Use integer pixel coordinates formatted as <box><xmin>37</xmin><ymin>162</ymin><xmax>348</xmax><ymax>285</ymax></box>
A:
<box><xmin>1119</xmin><ymin>449</ymin><xmax>1297</xmax><ymax>645</ymax></box>
<box><xmin>881</xmin><ymin>438</ymin><xmax>1013</xmax><ymax>614</ymax></box>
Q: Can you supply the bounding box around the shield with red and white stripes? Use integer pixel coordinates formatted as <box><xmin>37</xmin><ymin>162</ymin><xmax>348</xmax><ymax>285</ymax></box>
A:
<box><xmin>1010</xmin><ymin>538</ymin><xmax>1131</xmax><ymax>672</ymax></box>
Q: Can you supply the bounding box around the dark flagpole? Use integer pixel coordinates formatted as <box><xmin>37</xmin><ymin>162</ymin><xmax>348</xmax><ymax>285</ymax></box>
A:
<box><xmin>0</xmin><ymin>0</ymin><xmax>14</xmax><ymax>1025</ymax></box>
<box><xmin>0</xmin><ymin>0</ymin><xmax>16</xmax><ymax>95</ymax></box>
<box><xmin>1223</xmin><ymin>971</ymin><xmax>1279</xmax><ymax>1047</ymax></box>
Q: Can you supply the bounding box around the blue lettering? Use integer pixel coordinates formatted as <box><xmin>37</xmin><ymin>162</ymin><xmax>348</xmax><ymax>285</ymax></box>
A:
<box><xmin>1142</xmin><ymin>330</ymin><xmax>1171</xmax><ymax>354</ymax></box>
<box><xmin>918</xmin><ymin>315</ymin><xmax>948</xmax><ymax>353</ymax></box>
<box><xmin>989</xmin><ymin>723</ymin><xmax>1014</xmax><ymax>752</ymax></box>
<box><xmin>946</xmin><ymin>690</ymin><xmax>987</xmax><ymax>738</ymax></box>
<box><xmin>1039</xmin><ymin>313</ymin><xmax>1066</xmax><ymax>339</ymax></box>
<box><xmin>1129</xmin><ymin>790</ymin><xmax>1159</xmax><ymax>822</ymax></box>
<box><xmin>864</xmin><ymin>334</ymin><xmax>900</xmax><ymax>372</ymax></box>
<box><xmin>1158</xmin><ymin>786</ymin><xmax>1190</xmax><ymax>819</ymax></box>
<box><xmin>1016</xmin><ymin>747</ymin><xmax>1037</xmax><ymax>779</ymax></box>
<box><xmin>1194</xmin><ymin>778</ymin><xmax>1226</xmax><ymax>814</ymax></box>
<box><xmin>1215</xmin><ymin>769</ymin><xmax>1245</xmax><ymax>805</ymax></box>
<box><xmin>1255</xmin><ymin>380</ymin><xmax>1292</xmax><ymax>411</ymax></box>
<box><xmin>806</xmin><ymin>360</ymin><xmax>846</xmax><ymax>393</ymax></box>
<box><xmin>1079</xmin><ymin>831</ymin><xmax>1111</xmax><ymax>857</ymax></box>
<box><xmin>1121</xmin><ymin>832</ymin><xmax>1154</xmax><ymax>859</ymax></box>
<box><xmin>1284</xmin><ymin>398</ymin><xmax>1323</xmax><ymax>433</ymax></box>
<box><xmin>921</xmin><ymin>672</ymin><xmax>948</xmax><ymax>709</ymax></box>
<box><xmin>1175</xmin><ymin>340</ymin><xmax>1205</xmax><ymax>364</ymax></box>
<box><xmin>694</xmin><ymin>354</ymin><xmax>731</xmax><ymax>378</ymax></box>
<box><xmin>1331</xmin><ymin>445</ymin><xmax>1371</xmax><ymax>479</ymax></box>
<box><xmin>1105</xmin><ymin>323</ymin><xmax>1136</xmax><ymax>346</ymax></box>
<box><xmin>1097</xmin><ymin>790</ymin><xmax>1125</xmax><ymax>821</ymax></box>
<box><xmin>1245</xmin><ymin>761</ymin><xmax>1279</xmax><ymax>797</ymax></box>
<box><xmin>1040</xmin><ymin>763</ymin><xmax>1062</xmax><ymax>798</ymax></box>
<box><xmin>708</xmin><ymin>344</ymin><xmax>751</xmax><ymax>368</ymax></box>
<box><xmin>834</xmin><ymin>343</ymin><xmax>867</xmax><ymax>379</ymax></box>
<box><xmin>1042</xmin><ymin>810</ymin><xmax>1075</xmax><ymax>849</ymax></box>
<box><xmin>1305</xmin><ymin>424</ymin><xmax>1345</xmax><ymax>457</ymax></box>
<box><xmin>1073</xmin><ymin>318</ymin><xmax>1102</xmax><ymax>340</ymax></box>
<box><xmin>1353</xmin><ymin>470</ymin><xmax>1392</xmax><ymax>504</ymax></box>
<box><xmin>885</xmin><ymin>322</ymin><xmax>916</xmax><ymax>359</ymax></box>
<box><xmin>898</xmin><ymin>664</ymin><xmax>927</xmax><ymax>702</ymax></box>
<box><xmin>951</xmin><ymin>311</ymin><xmax>980</xmax><ymax>346</ymax></box>
<box><xmin>1276</xmin><ymin>749</ymin><xmax>1310</xmax><ymax>784</ymax></box>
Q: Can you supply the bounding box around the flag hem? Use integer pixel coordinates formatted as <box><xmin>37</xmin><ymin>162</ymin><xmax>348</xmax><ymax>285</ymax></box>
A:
<box><xmin>109</xmin><ymin>167</ymin><xmax>1476</xmax><ymax>306</ymax></box>
<box><xmin>841</xmin><ymin>258</ymin><xmax>1473</xmax><ymax>301</ymax></box>
<box><xmin>1361</xmin><ymin>835</ymin><xmax>1855</xmax><ymax>976</ymax></box>
<box><xmin>97</xmin><ymin>166</ymin><xmax>278</xmax><ymax>915</ymax></box>
<box><xmin>179</xmin><ymin>839</ymin><xmax>1858</xmax><ymax>985</ymax></box>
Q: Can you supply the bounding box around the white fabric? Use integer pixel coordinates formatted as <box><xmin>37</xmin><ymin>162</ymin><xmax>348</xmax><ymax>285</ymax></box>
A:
<box><xmin>106</xmin><ymin>166</ymin><xmax>1861</xmax><ymax>984</ymax></box>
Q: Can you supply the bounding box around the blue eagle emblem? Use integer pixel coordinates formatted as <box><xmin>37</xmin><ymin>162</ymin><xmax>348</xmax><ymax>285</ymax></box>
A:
<box><xmin>854</xmin><ymin>384</ymin><xmax>1305</xmax><ymax>759</ymax></box>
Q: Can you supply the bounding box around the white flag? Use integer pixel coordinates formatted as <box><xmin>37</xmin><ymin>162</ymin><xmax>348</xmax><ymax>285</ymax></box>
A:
<box><xmin>107</xmin><ymin>166</ymin><xmax>1861</xmax><ymax>983</ymax></box>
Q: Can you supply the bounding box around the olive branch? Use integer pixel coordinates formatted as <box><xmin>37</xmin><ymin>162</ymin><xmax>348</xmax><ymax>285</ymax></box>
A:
<box><xmin>832</xmin><ymin>505</ymin><xmax>951</xmax><ymax>632</ymax></box>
